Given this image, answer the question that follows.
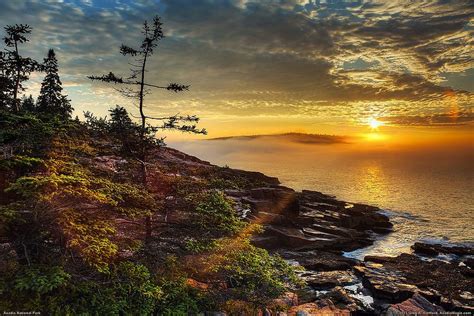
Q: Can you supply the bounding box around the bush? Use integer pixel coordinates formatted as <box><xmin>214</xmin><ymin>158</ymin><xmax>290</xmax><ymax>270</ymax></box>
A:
<box><xmin>0</xmin><ymin>262</ymin><xmax>162</xmax><ymax>315</ymax></box>
<box><xmin>194</xmin><ymin>191</ymin><xmax>245</xmax><ymax>237</ymax></box>
<box><xmin>221</xmin><ymin>245</ymin><xmax>300</xmax><ymax>306</ymax></box>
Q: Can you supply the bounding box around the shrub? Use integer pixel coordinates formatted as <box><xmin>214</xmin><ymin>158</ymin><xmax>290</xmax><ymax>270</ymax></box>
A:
<box><xmin>194</xmin><ymin>191</ymin><xmax>245</xmax><ymax>237</ymax></box>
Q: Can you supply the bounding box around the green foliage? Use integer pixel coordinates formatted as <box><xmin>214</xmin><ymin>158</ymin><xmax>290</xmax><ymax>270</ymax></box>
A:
<box><xmin>1</xmin><ymin>262</ymin><xmax>162</xmax><ymax>315</ymax></box>
<box><xmin>0</xmin><ymin>155</ymin><xmax>44</xmax><ymax>172</ymax></box>
<box><xmin>154</xmin><ymin>257</ymin><xmax>212</xmax><ymax>315</ymax></box>
<box><xmin>85</xmin><ymin>106</ymin><xmax>163</xmax><ymax>158</ymax></box>
<box><xmin>207</xmin><ymin>176</ymin><xmax>242</xmax><ymax>190</ymax></box>
<box><xmin>185</xmin><ymin>238</ymin><xmax>219</xmax><ymax>254</ymax></box>
<box><xmin>4</xmin><ymin>162</ymin><xmax>155</xmax><ymax>271</ymax></box>
<box><xmin>157</xmin><ymin>278</ymin><xmax>206</xmax><ymax>315</ymax></box>
<box><xmin>13</xmin><ymin>266</ymin><xmax>70</xmax><ymax>294</ymax></box>
<box><xmin>194</xmin><ymin>191</ymin><xmax>246</xmax><ymax>237</ymax></box>
<box><xmin>221</xmin><ymin>245</ymin><xmax>300</xmax><ymax>306</ymax></box>
<box><xmin>0</xmin><ymin>110</ymin><xmax>54</xmax><ymax>156</ymax></box>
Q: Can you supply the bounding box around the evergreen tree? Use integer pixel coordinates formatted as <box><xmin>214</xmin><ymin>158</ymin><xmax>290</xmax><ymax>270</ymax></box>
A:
<box><xmin>20</xmin><ymin>94</ymin><xmax>35</xmax><ymax>112</ymax></box>
<box><xmin>1</xmin><ymin>24</ymin><xmax>40</xmax><ymax>111</ymax></box>
<box><xmin>36</xmin><ymin>49</ymin><xmax>72</xmax><ymax>119</ymax></box>
<box><xmin>0</xmin><ymin>51</ymin><xmax>14</xmax><ymax>109</ymax></box>
<box><xmin>89</xmin><ymin>15</ymin><xmax>206</xmax><ymax>242</ymax></box>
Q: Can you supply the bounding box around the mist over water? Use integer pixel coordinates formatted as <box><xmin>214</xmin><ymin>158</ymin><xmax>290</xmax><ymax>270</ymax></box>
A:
<box><xmin>172</xmin><ymin>134</ymin><xmax>474</xmax><ymax>257</ymax></box>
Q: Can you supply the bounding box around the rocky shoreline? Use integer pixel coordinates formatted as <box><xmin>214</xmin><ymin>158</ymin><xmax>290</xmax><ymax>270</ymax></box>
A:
<box><xmin>143</xmin><ymin>147</ymin><xmax>474</xmax><ymax>314</ymax></box>
<box><xmin>207</xmin><ymin>161</ymin><xmax>474</xmax><ymax>314</ymax></box>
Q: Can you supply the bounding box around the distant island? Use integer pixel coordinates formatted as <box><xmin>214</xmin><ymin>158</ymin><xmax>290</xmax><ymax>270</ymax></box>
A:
<box><xmin>208</xmin><ymin>133</ymin><xmax>350</xmax><ymax>145</ymax></box>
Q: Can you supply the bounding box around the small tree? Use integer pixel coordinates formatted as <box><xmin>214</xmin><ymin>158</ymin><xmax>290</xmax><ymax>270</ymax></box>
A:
<box><xmin>89</xmin><ymin>15</ymin><xmax>206</xmax><ymax>242</ymax></box>
<box><xmin>20</xmin><ymin>95</ymin><xmax>35</xmax><ymax>112</ymax></box>
<box><xmin>0</xmin><ymin>51</ymin><xmax>14</xmax><ymax>109</ymax></box>
<box><xmin>36</xmin><ymin>49</ymin><xmax>72</xmax><ymax>119</ymax></box>
<box><xmin>1</xmin><ymin>24</ymin><xmax>40</xmax><ymax>111</ymax></box>
<box><xmin>88</xmin><ymin>16</ymin><xmax>206</xmax><ymax>138</ymax></box>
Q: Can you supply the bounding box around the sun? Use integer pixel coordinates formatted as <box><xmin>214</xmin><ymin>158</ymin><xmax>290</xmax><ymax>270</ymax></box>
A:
<box><xmin>368</xmin><ymin>117</ymin><xmax>383</xmax><ymax>130</ymax></box>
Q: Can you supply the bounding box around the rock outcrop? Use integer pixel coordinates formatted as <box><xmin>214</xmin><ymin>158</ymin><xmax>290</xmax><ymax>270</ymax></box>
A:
<box><xmin>226</xmin><ymin>186</ymin><xmax>392</xmax><ymax>254</ymax></box>
<box><xmin>360</xmin><ymin>253</ymin><xmax>474</xmax><ymax>311</ymax></box>
<box><xmin>138</xmin><ymin>147</ymin><xmax>473</xmax><ymax>314</ymax></box>
<box><xmin>412</xmin><ymin>241</ymin><xmax>474</xmax><ymax>257</ymax></box>
<box><xmin>384</xmin><ymin>293</ymin><xmax>445</xmax><ymax>315</ymax></box>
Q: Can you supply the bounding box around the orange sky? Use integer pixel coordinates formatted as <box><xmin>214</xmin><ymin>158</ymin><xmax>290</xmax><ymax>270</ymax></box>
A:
<box><xmin>1</xmin><ymin>0</ymin><xmax>472</xmax><ymax>146</ymax></box>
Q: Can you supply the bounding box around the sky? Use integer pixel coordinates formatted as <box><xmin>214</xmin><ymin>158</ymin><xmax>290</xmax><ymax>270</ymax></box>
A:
<box><xmin>0</xmin><ymin>0</ymin><xmax>473</xmax><ymax>143</ymax></box>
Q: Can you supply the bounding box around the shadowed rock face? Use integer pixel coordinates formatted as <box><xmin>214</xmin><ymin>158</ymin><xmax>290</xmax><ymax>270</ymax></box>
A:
<box><xmin>360</xmin><ymin>253</ymin><xmax>474</xmax><ymax>311</ymax></box>
<box><xmin>226</xmin><ymin>186</ymin><xmax>392</xmax><ymax>253</ymax></box>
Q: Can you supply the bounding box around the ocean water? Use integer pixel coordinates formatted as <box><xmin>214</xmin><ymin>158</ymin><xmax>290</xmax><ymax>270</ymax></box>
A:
<box><xmin>172</xmin><ymin>136</ymin><xmax>474</xmax><ymax>258</ymax></box>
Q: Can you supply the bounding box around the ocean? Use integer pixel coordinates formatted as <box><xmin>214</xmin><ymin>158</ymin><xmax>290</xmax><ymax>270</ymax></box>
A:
<box><xmin>172</xmin><ymin>134</ymin><xmax>474</xmax><ymax>258</ymax></box>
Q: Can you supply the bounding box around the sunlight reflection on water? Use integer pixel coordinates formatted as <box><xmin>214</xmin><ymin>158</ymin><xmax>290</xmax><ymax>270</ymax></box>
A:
<box><xmin>172</xmin><ymin>138</ymin><xmax>474</xmax><ymax>257</ymax></box>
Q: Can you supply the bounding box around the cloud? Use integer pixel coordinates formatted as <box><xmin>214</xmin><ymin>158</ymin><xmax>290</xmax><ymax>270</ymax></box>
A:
<box><xmin>0</xmin><ymin>0</ymin><xmax>472</xmax><ymax>127</ymax></box>
<box><xmin>381</xmin><ymin>111</ymin><xmax>474</xmax><ymax>126</ymax></box>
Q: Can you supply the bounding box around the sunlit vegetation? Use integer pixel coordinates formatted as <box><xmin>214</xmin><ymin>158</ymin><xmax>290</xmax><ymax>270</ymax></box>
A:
<box><xmin>0</xmin><ymin>19</ymin><xmax>301</xmax><ymax>314</ymax></box>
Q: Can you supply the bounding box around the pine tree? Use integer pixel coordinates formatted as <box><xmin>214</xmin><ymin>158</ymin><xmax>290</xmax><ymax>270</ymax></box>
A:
<box><xmin>20</xmin><ymin>94</ymin><xmax>35</xmax><ymax>112</ymax></box>
<box><xmin>36</xmin><ymin>49</ymin><xmax>72</xmax><ymax>119</ymax></box>
<box><xmin>89</xmin><ymin>15</ymin><xmax>206</xmax><ymax>242</ymax></box>
<box><xmin>1</xmin><ymin>24</ymin><xmax>40</xmax><ymax>111</ymax></box>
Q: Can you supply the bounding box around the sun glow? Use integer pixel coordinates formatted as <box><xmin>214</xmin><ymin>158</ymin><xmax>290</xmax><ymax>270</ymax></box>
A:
<box><xmin>368</xmin><ymin>117</ymin><xmax>383</xmax><ymax>130</ymax></box>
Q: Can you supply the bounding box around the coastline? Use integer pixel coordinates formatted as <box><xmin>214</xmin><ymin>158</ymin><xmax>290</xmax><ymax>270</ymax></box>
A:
<box><xmin>161</xmin><ymin>146</ymin><xmax>474</xmax><ymax>313</ymax></box>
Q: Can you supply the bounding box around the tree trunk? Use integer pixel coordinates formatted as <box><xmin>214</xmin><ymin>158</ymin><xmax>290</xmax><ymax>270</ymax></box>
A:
<box><xmin>139</xmin><ymin>51</ymin><xmax>152</xmax><ymax>243</ymax></box>
<box><xmin>13</xmin><ymin>41</ymin><xmax>21</xmax><ymax>112</ymax></box>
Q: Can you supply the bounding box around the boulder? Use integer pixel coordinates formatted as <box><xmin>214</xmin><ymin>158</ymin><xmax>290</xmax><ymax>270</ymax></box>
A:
<box><xmin>302</xmin><ymin>270</ymin><xmax>358</xmax><ymax>289</ymax></box>
<box><xmin>295</xmin><ymin>286</ymin><xmax>320</xmax><ymax>305</ymax></box>
<box><xmin>354</xmin><ymin>263</ymin><xmax>418</xmax><ymax>302</ymax></box>
<box><xmin>264</xmin><ymin>226</ymin><xmax>332</xmax><ymax>249</ymax></box>
<box><xmin>384</xmin><ymin>293</ymin><xmax>444</xmax><ymax>315</ymax></box>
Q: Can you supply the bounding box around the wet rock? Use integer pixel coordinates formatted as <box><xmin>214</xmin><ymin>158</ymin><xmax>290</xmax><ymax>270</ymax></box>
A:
<box><xmin>359</xmin><ymin>253</ymin><xmax>474</xmax><ymax>309</ymax></box>
<box><xmin>354</xmin><ymin>262</ymin><xmax>419</xmax><ymax>302</ymax></box>
<box><xmin>231</xmin><ymin>183</ymin><xmax>393</xmax><ymax>255</ymax></box>
<box><xmin>254</xmin><ymin>212</ymin><xmax>288</xmax><ymax>225</ymax></box>
<box><xmin>364</xmin><ymin>255</ymin><xmax>397</xmax><ymax>264</ymax></box>
<box><xmin>412</xmin><ymin>242</ymin><xmax>474</xmax><ymax>257</ymax></box>
<box><xmin>251</xmin><ymin>235</ymin><xmax>281</xmax><ymax>249</ymax></box>
<box><xmin>384</xmin><ymin>293</ymin><xmax>444</xmax><ymax>315</ymax></box>
<box><xmin>264</xmin><ymin>226</ymin><xmax>334</xmax><ymax>249</ymax></box>
<box><xmin>461</xmin><ymin>257</ymin><xmax>474</xmax><ymax>269</ymax></box>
